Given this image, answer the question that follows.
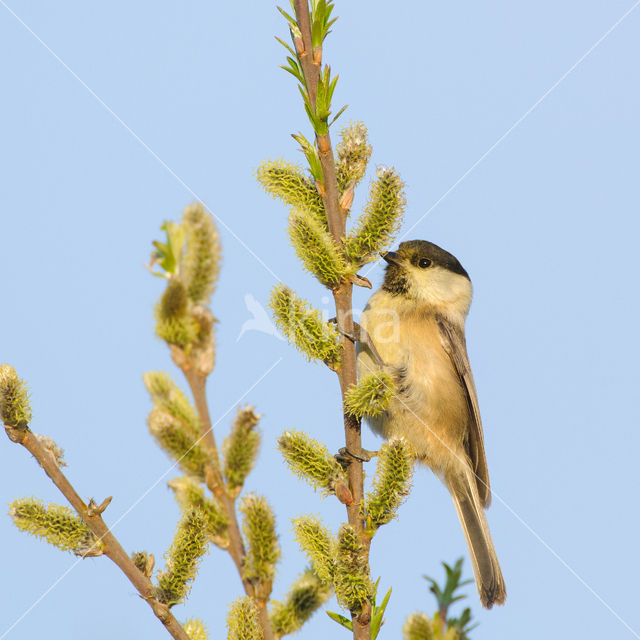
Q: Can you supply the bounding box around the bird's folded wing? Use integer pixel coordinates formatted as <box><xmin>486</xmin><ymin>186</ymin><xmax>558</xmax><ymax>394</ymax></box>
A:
<box><xmin>436</xmin><ymin>314</ymin><xmax>491</xmax><ymax>507</ymax></box>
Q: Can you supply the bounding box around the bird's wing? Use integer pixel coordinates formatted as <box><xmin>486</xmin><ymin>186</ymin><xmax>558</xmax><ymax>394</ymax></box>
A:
<box><xmin>436</xmin><ymin>313</ymin><xmax>491</xmax><ymax>507</ymax></box>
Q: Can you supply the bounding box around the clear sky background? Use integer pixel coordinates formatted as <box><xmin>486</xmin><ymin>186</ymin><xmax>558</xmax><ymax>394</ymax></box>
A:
<box><xmin>1</xmin><ymin>1</ymin><xmax>639</xmax><ymax>639</ymax></box>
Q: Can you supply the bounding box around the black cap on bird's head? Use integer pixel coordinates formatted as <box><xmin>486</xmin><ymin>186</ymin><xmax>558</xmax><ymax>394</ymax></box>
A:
<box><xmin>381</xmin><ymin>240</ymin><xmax>470</xmax><ymax>296</ymax></box>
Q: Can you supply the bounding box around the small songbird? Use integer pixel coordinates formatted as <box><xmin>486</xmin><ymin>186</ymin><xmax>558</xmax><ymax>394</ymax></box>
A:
<box><xmin>357</xmin><ymin>240</ymin><xmax>506</xmax><ymax>608</ymax></box>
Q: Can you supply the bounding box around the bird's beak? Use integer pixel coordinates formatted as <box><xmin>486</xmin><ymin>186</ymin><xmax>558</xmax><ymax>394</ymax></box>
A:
<box><xmin>381</xmin><ymin>251</ymin><xmax>403</xmax><ymax>266</ymax></box>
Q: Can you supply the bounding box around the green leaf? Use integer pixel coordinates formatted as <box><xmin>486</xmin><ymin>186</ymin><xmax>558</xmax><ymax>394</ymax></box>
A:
<box><xmin>420</xmin><ymin>558</ymin><xmax>476</xmax><ymax>640</ymax></box>
<box><xmin>312</xmin><ymin>66</ymin><xmax>337</xmax><ymax>135</ymax></box>
<box><xmin>326</xmin><ymin>610</ymin><xmax>352</xmax><ymax>631</ymax></box>
<box><xmin>424</xmin><ymin>558</ymin><xmax>468</xmax><ymax>609</ymax></box>
<box><xmin>311</xmin><ymin>22</ymin><xmax>321</xmax><ymax>49</ymax></box>
<box><xmin>150</xmin><ymin>221</ymin><xmax>185</xmax><ymax>277</ymax></box>
<box><xmin>329</xmin><ymin>104</ymin><xmax>348</xmax><ymax>128</ymax></box>
<box><xmin>447</xmin><ymin>606</ymin><xmax>478</xmax><ymax>640</ymax></box>
<box><xmin>310</xmin><ymin>0</ymin><xmax>337</xmax><ymax>46</ymax></box>
<box><xmin>275</xmin><ymin>35</ymin><xmax>296</xmax><ymax>57</ymax></box>
<box><xmin>291</xmin><ymin>133</ymin><xmax>323</xmax><ymax>183</ymax></box>
<box><xmin>277</xmin><ymin>5</ymin><xmax>297</xmax><ymax>26</ymax></box>
<box><xmin>282</xmin><ymin>56</ymin><xmax>305</xmax><ymax>85</ymax></box>
<box><xmin>371</xmin><ymin>586</ymin><xmax>392</xmax><ymax>639</ymax></box>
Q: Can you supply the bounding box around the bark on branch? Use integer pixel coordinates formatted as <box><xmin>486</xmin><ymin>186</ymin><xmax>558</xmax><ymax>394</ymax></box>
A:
<box><xmin>292</xmin><ymin>2</ymin><xmax>372</xmax><ymax>637</ymax></box>
<box><xmin>3</xmin><ymin>424</ymin><xmax>191</xmax><ymax>640</ymax></box>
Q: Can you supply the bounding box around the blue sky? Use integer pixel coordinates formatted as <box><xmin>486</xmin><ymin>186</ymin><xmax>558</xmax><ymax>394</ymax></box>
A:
<box><xmin>1</xmin><ymin>1</ymin><xmax>640</xmax><ymax>639</ymax></box>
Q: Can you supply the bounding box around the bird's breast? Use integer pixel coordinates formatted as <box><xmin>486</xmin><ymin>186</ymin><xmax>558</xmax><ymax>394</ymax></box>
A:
<box><xmin>359</xmin><ymin>294</ymin><xmax>470</xmax><ymax>470</ymax></box>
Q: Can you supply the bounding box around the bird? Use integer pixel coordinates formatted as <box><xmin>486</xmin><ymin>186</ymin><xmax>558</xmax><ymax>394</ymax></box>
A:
<box><xmin>357</xmin><ymin>239</ymin><xmax>506</xmax><ymax>609</ymax></box>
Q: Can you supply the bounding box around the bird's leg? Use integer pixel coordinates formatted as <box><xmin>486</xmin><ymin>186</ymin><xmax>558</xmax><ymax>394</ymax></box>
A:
<box><xmin>328</xmin><ymin>318</ymin><xmax>386</xmax><ymax>368</ymax></box>
<box><xmin>327</xmin><ymin>317</ymin><xmax>383</xmax><ymax>466</ymax></box>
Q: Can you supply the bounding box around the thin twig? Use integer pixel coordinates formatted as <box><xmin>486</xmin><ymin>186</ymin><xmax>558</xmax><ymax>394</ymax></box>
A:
<box><xmin>183</xmin><ymin>371</ymin><xmax>276</xmax><ymax>640</ymax></box>
<box><xmin>3</xmin><ymin>424</ymin><xmax>191</xmax><ymax>640</ymax></box>
<box><xmin>292</xmin><ymin>2</ymin><xmax>372</xmax><ymax>637</ymax></box>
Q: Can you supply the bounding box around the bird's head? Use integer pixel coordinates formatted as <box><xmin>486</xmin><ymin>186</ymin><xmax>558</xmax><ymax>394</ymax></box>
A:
<box><xmin>380</xmin><ymin>240</ymin><xmax>472</xmax><ymax>319</ymax></box>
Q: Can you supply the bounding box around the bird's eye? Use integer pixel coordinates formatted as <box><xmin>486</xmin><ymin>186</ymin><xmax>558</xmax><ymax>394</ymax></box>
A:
<box><xmin>418</xmin><ymin>258</ymin><xmax>432</xmax><ymax>269</ymax></box>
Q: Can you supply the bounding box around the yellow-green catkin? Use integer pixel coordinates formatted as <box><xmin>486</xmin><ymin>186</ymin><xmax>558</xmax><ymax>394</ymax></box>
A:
<box><xmin>131</xmin><ymin>550</ymin><xmax>154</xmax><ymax>576</ymax></box>
<box><xmin>0</xmin><ymin>364</ymin><xmax>32</xmax><ymax>427</ymax></box>
<box><xmin>277</xmin><ymin>430</ymin><xmax>347</xmax><ymax>496</ymax></box>
<box><xmin>227</xmin><ymin>597</ymin><xmax>263</xmax><ymax>640</ymax></box>
<box><xmin>333</xmin><ymin>524</ymin><xmax>372</xmax><ymax>613</ymax></box>
<box><xmin>335</xmin><ymin>122</ymin><xmax>372</xmax><ymax>192</ymax></box>
<box><xmin>168</xmin><ymin>476</ymin><xmax>229</xmax><ymax>547</ymax></box>
<box><xmin>344</xmin><ymin>370</ymin><xmax>395</xmax><ymax>418</ymax></box>
<box><xmin>154</xmin><ymin>279</ymin><xmax>201</xmax><ymax>348</ymax></box>
<box><xmin>256</xmin><ymin>159</ymin><xmax>326</xmax><ymax>227</ymax></box>
<box><xmin>269</xmin><ymin>285</ymin><xmax>341</xmax><ymax>368</ymax></box>
<box><xmin>402</xmin><ymin>613</ymin><xmax>435</xmax><ymax>640</ymax></box>
<box><xmin>269</xmin><ymin>568</ymin><xmax>332</xmax><ymax>637</ymax></box>
<box><xmin>143</xmin><ymin>371</ymin><xmax>200</xmax><ymax>437</ymax></box>
<box><xmin>344</xmin><ymin>167</ymin><xmax>406</xmax><ymax>267</ymax></box>
<box><xmin>151</xmin><ymin>204</ymin><xmax>220</xmax><ymax>354</ymax></box>
<box><xmin>9</xmin><ymin>498</ymin><xmax>103</xmax><ymax>556</ymax></box>
<box><xmin>183</xmin><ymin>618</ymin><xmax>210</xmax><ymax>640</ymax></box>
<box><xmin>156</xmin><ymin>509</ymin><xmax>208</xmax><ymax>606</ymax></box>
<box><xmin>292</xmin><ymin>516</ymin><xmax>335</xmax><ymax>585</ymax></box>
<box><xmin>239</xmin><ymin>494</ymin><xmax>280</xmax><ymax>585</ymax></box>
<box><xmin>223</xmin><ymin>406</ymin><xmax>261</xmax><ymax>494</ymax></box>
<box><xmin>364</xmin><ymin>440</ymin><xmax>413</xmax><ymax>531</ymax></box>
<box><xmin>288</xmin><ymin>211</ymin><xmax>350</xmax><ymax>289</ymax></box>
<box><xmin>182</xmin><ymin>203</ymin><xmax>221</xmax><ymax>305</ymax></box>
<box><xmin>147</xmin><ymin>408</ymin><xmax>212</xmax><ymax>480</ymax></box>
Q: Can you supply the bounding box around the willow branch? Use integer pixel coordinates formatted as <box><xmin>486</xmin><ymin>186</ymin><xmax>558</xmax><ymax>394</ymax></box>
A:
<box><xmin>293</xmin><ymin>0</ymin><xmax>319</xmax><ymax>107</ymax></box>
<box><xmin>3</xmin><ymin>424</ymin><xmax>190</xmax><ymax>640</ymax></box>
<box><xmin>183</xmin><ymin>371</ymin><xmax>275</xmax><ymax>640</ymax></box>
<box><xmin>292</xmin><ymin>2</ymin><xmax>371</xmax><ymax>637</ymax></box>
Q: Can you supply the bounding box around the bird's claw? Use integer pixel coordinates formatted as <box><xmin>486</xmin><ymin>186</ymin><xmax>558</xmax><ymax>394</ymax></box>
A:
<box><xmin>327</xmin><ymin>319</ymin><xmax>386</xmax><ymax>368</ymax></box>
<box><xmin>335</xmin><ymin>447</ymin><xmax>379</xmax><ymax>467</ymax></box>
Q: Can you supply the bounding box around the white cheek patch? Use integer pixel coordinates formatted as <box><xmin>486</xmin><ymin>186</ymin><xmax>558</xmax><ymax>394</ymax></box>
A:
<box><xmin>411</xmin><ymin>267</ymin><xmax>472</xmax><ymax>316</ymax></box>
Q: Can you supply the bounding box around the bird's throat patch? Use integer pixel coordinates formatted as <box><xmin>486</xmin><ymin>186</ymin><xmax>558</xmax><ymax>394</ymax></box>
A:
<box><xmin>382</xmin><ymin>264</ymin><xmax>410</xmax><ymax>296</ymax></box>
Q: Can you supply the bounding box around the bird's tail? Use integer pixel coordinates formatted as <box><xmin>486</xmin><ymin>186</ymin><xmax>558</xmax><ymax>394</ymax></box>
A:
<box><xmin>448</xmin><ymin>467</ymin><xmax>506</xmax><ymax>609</ymax></box>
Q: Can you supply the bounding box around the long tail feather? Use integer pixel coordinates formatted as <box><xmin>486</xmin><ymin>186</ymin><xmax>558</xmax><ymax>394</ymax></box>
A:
<box><xmin>448</xmin><ymin>468</ymin><xmax>506</xmax><ymax>609</ymax></box>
